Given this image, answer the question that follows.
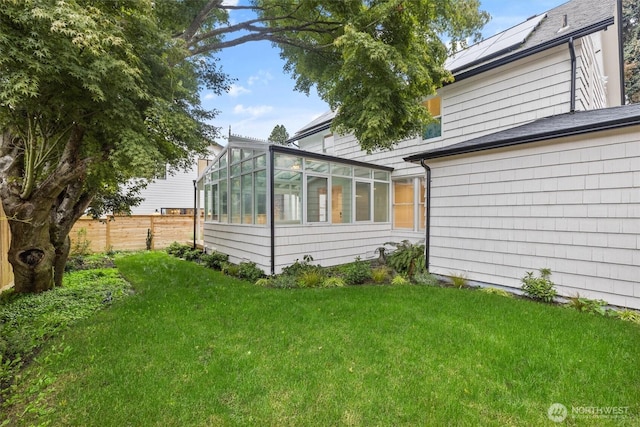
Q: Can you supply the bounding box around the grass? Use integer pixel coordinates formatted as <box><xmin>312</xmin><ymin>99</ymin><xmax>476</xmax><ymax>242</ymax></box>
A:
<box><xmin>3</xmin><ymin>251</ymin><xmax>640</xmax><ymax>426</ymax></box>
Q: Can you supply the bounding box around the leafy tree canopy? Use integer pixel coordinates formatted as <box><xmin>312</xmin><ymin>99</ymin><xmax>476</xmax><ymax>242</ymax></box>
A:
<box><xmin>268</xmin><ymin>124</ymin><xmax>290</xmax><ymax>145</ymax></box>
<box><xmin>623</xmin><ymin>0</ymin><xmax>640</xmax><ymax>103</ymax></box>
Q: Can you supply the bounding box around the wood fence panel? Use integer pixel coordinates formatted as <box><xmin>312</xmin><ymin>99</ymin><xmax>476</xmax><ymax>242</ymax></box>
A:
<box><xmin>0</xmin><ymin>203</ymin><xmax>13</xmax><ymax>290</ymax></box>
<box><xmin>152</xmin><ymin>216</ymin><xmax>195</xmax><ymax>249</ymax></box>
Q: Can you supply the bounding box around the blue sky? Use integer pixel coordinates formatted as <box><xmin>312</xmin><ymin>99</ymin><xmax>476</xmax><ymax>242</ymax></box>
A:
<box><xmin>201</xmin><ymin>0</ymin><xmax>568</xmax><ymax>144</ymax></box>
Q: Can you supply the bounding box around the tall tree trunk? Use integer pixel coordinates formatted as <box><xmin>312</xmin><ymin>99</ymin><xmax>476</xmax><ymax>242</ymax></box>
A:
<box><xmin>3</xmin><ymin>199</ymin><xmax>56</xmax><ymax>293</ymax></box>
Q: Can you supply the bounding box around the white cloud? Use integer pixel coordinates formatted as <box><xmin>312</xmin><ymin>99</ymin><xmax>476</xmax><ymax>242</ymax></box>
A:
<box><xmin>228</xmin><ymin>84</ymin><xmax>251</xmax><ymax>97</ymax></box>
<box><xmin>222</xmin><ymin>0</ymin><xmax>239</xmax><ymax>5</ymax></box>
<box><xmin>203</xmin><ymin>92</ymin><xmax>216</xmax><ymax>100</ymax></box>
<box><xmin>233</xmin><ymin>104</ymin><xmax>274</xmax><ymax>117</ymax></box>
<box><xmin>248</xmin><ymin>70</ymin><xmax>274</xmax><ymax>86</ymax></box>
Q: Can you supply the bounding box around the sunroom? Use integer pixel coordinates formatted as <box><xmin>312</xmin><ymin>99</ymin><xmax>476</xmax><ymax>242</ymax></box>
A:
<box><xmin>198</xmin><ymin>136</ymin><xmax>393</xmax><ymax>274</ymax></box>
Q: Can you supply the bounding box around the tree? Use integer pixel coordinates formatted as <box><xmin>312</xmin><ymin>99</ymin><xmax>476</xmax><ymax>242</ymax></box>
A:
<box><xmin>623</xmin><ymin>0</ymin><xmax>640</xmax><ymax>103</ymax></box>
<box><xmin>268</xmin><ymin>124</ymin><xmax>290</xmax><ymax>145</ymax></box>
<box><xmin>1</xmin><ymin>0</ymin><xmax>487</xmax><ymax>293</ymax></box>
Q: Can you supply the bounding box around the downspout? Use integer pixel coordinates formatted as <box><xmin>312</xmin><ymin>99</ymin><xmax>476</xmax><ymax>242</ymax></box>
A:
<box><xmin>569</xmin><ymin>37</ymin><xmax>577</xmax><ymax>112</ymax></box>
<box><xmin>419</xmin><ymin>160</ymin><xmax>431</xmax><ymax>272</ymax></box>
<box><xmin>269</xmin><ymin>148</ymin><xmax>275</xmax><ymax>275</ymax></box>
<box><xmin>617</xmin><ymin>0</ymin><xmax>625</xmax><ymax>105</ymax></box>
<box><xmin>192</xmin><ymin>179</ymin><xmax>197</xmax><ymax>249</ymax></box>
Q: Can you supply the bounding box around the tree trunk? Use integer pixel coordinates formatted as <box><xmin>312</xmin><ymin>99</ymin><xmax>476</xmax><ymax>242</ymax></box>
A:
<box><xmin>5</xmin><ymin>202</ymin><xmax>56</xmax><ymax>293</ymax></box>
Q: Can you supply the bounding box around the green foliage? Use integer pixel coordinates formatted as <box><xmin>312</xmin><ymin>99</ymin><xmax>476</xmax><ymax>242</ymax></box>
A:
<box><xmin>200</xmin><ymin>251</ymin><xmax>229</xmax><ymax>271</ymax></box>
<box><xmin>322</xmin><ymin>277</ymin><xmax>345</xmax><ymax>288</ymax></box>
<box><xmin>340</xmin><ymin>257</ymin><xmax>372</xmax><ymax>285</ymax></box>
<box><xmin>281</xmin><ymin>255</ymin><xmax>321</xmax><ymax>277</ymax></box>
<box><xmin>386</xmin><ymin>241</ymin><xmax>425</xmax><ymax>278</ymax></box>
<box><xmin>65</xmin><ymin>253</ymin><xmax>116</xmax><ymax>273</ymax></box>
<box><xmin>614</xmin><ymin>309</ymin><xmax>640</xmax><ymax>324</ymax></box>
<box><xmin>413</xmin><ymin>271</ymin><xmax>440</xmax><ymax>286</ymax></box>
<box><xmin>298</xmin><ymin>270</ymin><xmax>326</xmax><ymax>288</ymax></box>
<box><xmin>166</xmin><ymin>242</ymin><xmax>193</xmax><ymax>258</ymax></box>
<box><xmin>236</xmin><ymin>262</ymin><xmax>264</xmax><ymax>283</ymax></box>
<box><xmin>221</xmin><ymin>263</ymin><xmax>240</xmax><ymax>278</ymax></box>
<box><xmin>521</xmin><ymin>268</ymin><xmax>557</xmax><ymax>303</ymax></box>
<box><xmin>268</xmin><ymin>124</ymin><xmax>290</xmax><ymax>145</ymax></box>
<box><xmin>567</xmin><ymin>294</ymin><xmax>608</xmax><ymax>315</ymax></box>
<box><xmin>70</xmin><ymin>228</ymin><xmax>91</xmax><ymax>257</ymax></box>
<box><xmin>268</xmin><ymin>275</ymin><xmax>300</xmax><ymax>289</ymax></box>
<box><xmin>371</xmin><ymin>267</ymin><xmax>391</xmax><ymax>284</ymax></box>
<box><xmin>480</xmin><ymin>287</ymin><xmax>513</xmax><ymax>298</ymax></box>
<box><xmin>0</xmin><ymin>269</ymin><xmax>131</xmax><ymax>399</ymax></box>
<box><xmin>391</xmin><ymin>275</ymin><xmax>409</xmax><ymax>286</ymax></box>
<box><xmin>623</xmin><ymin>0</ymin><xmax>640</xmax><ymax>103</ymax></box>
<box><xmin>254</xmin><ymin>278</ymin><xmax>272</xmax><ymax>287</ymax></box>
<box><xmin>450</xmin><ymin>273</ymin><xmax>468</xmax><ymax>289</ymax></box>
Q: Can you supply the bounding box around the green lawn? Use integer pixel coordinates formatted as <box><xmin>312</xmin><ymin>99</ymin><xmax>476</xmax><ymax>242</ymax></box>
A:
<box><xmin>4</xmin><ymin>252</ymin><xmax>640</xmax><ymax>426</ymax></box>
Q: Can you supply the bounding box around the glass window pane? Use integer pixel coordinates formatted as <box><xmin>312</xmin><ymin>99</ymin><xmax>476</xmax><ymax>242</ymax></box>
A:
<box><xmin>204</xmin><ymin>184</ymin><xmax>211</xmax><ymax>221</ymax></box>
<box><xmin>307</xmin><ymin>176</ymin><xmax>328</xmax><ymax>222</ymax></box>
<box><xmin>332</xmin><ymin>164</ymin><xmax>352</xmax><ymax>176</ymax></box>
<box><xmin>254</xmin><ymin>155</ymin><xmax>266</xmax><ymax>169</ymax></box>
<box><xmin>231</xmin><ymin>164</ymin><xmax>241</xmax><ymax>177</ymax></box>
<box><xmin>423</xmin><ymin>96</ymin><xmax>441</xmax><ymax>116</ymax></box>
<box><xmin>332</xmin><ymin>177</ymin><xmax>352</xmax><ymax>223</ymax></box>
<box><xmin>242</xmin><ymin>149</ymin><xmax>253</xmax><ymax>159</ymax></box>
<box><xmin>230</xmin><ymin>177</ymin><xmax>241</xmax><ymax>223</ymax></box>
<box><xmin>354</xmin><ymin>167</ymin><xmax>371</xmax><ymax>178</ymax></box>
<box><xmin>275</xmin><ymin>154</ymin><xmax>302</xmax><ymax>170</ymax></box>
<box><xmin>374</xmin><ymin>182</ymin><xmax>389</xmax><ymax>222</ymax></box>
<box><xmin>219</xmin><ymin>180</ymin><xmax>228</xmax><ymax>222</ymax></box>
<box><xmin>306</xmin><ymin>160</ymin><xmax>329</xmax><ymax>173</ymax></box>
<box><xmin>393</xmin><ymin>179</ymin><xmax>414</xmax><ymax>229</ymax></box>
<box><xmin>423</xmin><ymin>118</ymin><xmax>442</xmax><ymax>139</ymax></box>
<box><xmin>210</xmin><ymin>170</ymin><xmax>218</xmax><ymax>180</ymax></box>
<box><xmin>219</xmin><ymin>165</ymin><xmax>227</xmax><ymax>178</ymax></box>
<box><xmin>419</xmin><ymin>178</ymin><xmax>426</xmax><ymax>230</ymax></box>
<box><xmin>374</xmin><ymin>170</ymin><xmax>389</xmax><ymax>181</ymax></box>
<box><xmin>242</xmin><ymin>174</ymin><xmax>253</xmax><ymax>224</ymax></box>
<box><xmin>211</xmin><ymin>184</ymin><xmax>219</xmax><ymax>221</ymax></box>
<box><xmin>255</xmin><ymin>170</ymin><xmax>267</xmax><ymax>225</ymax></box>
<box><xmin>219</xmin><ymin>153</ymin><xmax>227</xmax><ymax>168</ymax></box>
<box><xmin>355</xmin><ymin>182</ymin><xmax>371</xmax><ymax>221</ymax></box>
<box><xmin>231</xmin><ymin>148</ymin><xmax>241</xmax><ymax>163</ymax></box>
<box><xmin>242</xmin><ymin>159</ymin><xmax>253</xmax><ymax>173</ymax></box>
<box><xmin>274</xmin><ymin>171</ymin><xmax>302</xmax><ymax>223</ymax></box>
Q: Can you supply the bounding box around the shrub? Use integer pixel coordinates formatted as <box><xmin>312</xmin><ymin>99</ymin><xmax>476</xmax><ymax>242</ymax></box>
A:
<box><xmin>71</xmin><ymin>228</ymin><xmax>91</xmax><ymax>256</ymax></box>
<box><xmin>166</xmin><ymin>242</ymin><xmax>192</xmax><ymax>258</ymax></box>
<box><xmin>613</xmin><ymin>309</ymin><xmax>640</xmax><ymax>324</ymax></box>
<box><xmin>371</xmin><ymin>267</ymin><xmax>391</xmax><ymax>284</ymax></box>
<box><xmin>521</xmin><ymin>268</ymin><xmax>557</xmax><ymax>303</ymax></box>
<box><xmin>413</xmin><ymin>271</ymin><xmax>440</xmax><ymax>286</ymax></box>
<box><xmin>201</xmin><ymin>251</ymin><xmax>229</xmax><ymax>270</ymax></box>
<box><xmin>450</xmin><ymin>273</ymin><xmax>468</xmax><ymax>289</ymax></box>
<box><xmin>298</xmin><ymin>270</ymin><xmax>326</xmax><ymax>288</ymax></box>
<box><xmin>386</xmin><ymin>240</ymin><xmax>425</xmax><ymax>278</ymax></box>
<box><xmin>281</xmin><ymin>255</ymin><xmax>320</xmax><ymax>277</ymax></box>
<box><xmin>322</xmin><ymin>277</ymin><xmax>345</xmax><ymax>288</ymax></box>
<box><xmin>341</xmin><ymin>257</ymin><xmax>372</xmax><ymax>285</ymax></box>
<box><xmin>183</xmin><ymin>248</ymin><xmax>204</xmax><ymax>262</ymax></box>
<box><xmin>236</xmin><ymin>262</ymin><xmax>264</xmax><ymax>282</ymax></box>
<box><xmin>480</xmin><ymin>287</ymin><xmax>513</xmax><ymax>298</ymax></box>
<box><xmin>221</xmin><ymin>262</ymin><xmax>240</xmax><ymax>277</ymax></box>
<box><xmin>567</xmin><ymin>294</ymin><xmax>608</xmax><ymax>315</ymax></box>
<box><xmin>269</xmin><ymin>275</ymin><xmax>299</xmax><ymax>289</ymax></box>
<box><xmin>391</xmin><ymin>275</ymin><xmax>409</xmax><ymax>286</ymax></box>
<box><xmin>254</xmin><ymin>278</ymin><xmax>272</xmax><ymax>287</ymax></box>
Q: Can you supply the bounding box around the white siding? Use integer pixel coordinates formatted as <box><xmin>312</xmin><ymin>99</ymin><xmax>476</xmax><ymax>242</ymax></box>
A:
<box><xmin>132</xmin><ymin>167</ymin><xmax>198</xmax><ymax>214</ymax></box>
<box><xmin>426</xmin><ymin>126</ymin><xmax>640</xmax><ymax>309</ymax></box>
<box><xmin>203</xmin><ymin>224</ymin><xmax>272</xmax><ymax>271</ymax></box>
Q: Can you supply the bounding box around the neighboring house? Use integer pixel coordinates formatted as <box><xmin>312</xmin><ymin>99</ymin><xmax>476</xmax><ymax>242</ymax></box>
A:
<box><xmin>199</xmin><ymin>0</ymin><xmax>640</xmax><ymax>308</ymax></box>
<box><xmin>132</xmin><ymin>143</ymin><xmax>222</xmax><ymax>215</ymax></box>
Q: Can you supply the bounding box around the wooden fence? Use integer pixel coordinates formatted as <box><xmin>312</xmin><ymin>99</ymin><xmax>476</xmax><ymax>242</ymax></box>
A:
<box><xmin>0</xmin><ymin>213</ymin><xmax>199</xmax><ymax>289</ymax></box>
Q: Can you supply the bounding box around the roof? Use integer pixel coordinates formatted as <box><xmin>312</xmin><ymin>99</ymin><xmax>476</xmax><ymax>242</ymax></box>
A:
<box><xmin>452</xmin><ymin>0</ymin><xmax>615</xmax><ymax>79</ymax></box>
<box><xmin>404</xmin><ymin>103</ymin><xmax>640</xmax><ymax>162</ymax></box>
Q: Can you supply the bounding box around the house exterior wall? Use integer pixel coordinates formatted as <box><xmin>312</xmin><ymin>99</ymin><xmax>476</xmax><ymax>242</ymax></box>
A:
<box><xmin>203</xmin><ymin>224</ymin><xmax>272</xmax><ymax>270</ymax></box>
<box><xmin>425</xmin><ymin>126</ymin><xmax>640</xmax><ymax>309</ymax></box>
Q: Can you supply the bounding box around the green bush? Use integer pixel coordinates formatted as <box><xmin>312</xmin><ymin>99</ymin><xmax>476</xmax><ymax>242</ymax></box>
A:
<box><xmin>567</xmin><ymin>294</ymin><xmax>608</xmax><ymax>315</ymax></box>
<box><xmin>166</xmin><ymin>241</ymin><xmax>191</xmax><ymax>258</ymax></box>
<box><xmin>322</xmin><ymin>277</ymin><xmax>345</xmax><ymax>288</ymax></box>
<box><xmin>613</xmin><ymin>309</ymin><xmax>640</xmax><ymax>324</ymax></box>
<box><xmin>341</xmin><ymin>257</ymin><xmax>372</xmax><ymax>285</ymax></box>
<box><xmin>281</xmin><ymin>255</ymin><xmax>320</xmax><ymax>277</ymax></box>
<box><xmin>391</xmin><ymin>275</ymin><xmax>409</xmax><ymax>286</ymax></box>
<box><xmin>269</xmin><ymin>275</ymin><xmax>299</xmax><ymax>289</ymax></box>
<box><xmin>298</xmin><ymin>270</ymin><xmax>326</xmax><ymax>288</ymax></box>
<box><xmin>450</xmin><ymin>273</ymin><xmax>468</xmax><ymax>289</ymax></box>
<box><xmin>201</xmin><ymin>251</ymin><xmax>229</xmax><ymax>270</ymax></box>
<box><xmin>413</xmin><ymin>271</ymin><xmax>440</xmax><ymax>286</ymax></box>
<box><xmin>237</xmin><ymin>261</ymin><xmax>264</xmax><ymax>282</ymax></box>
<box><xmin>221</xmin><ymin>262</ymin><xmax>240</xmax><ymax>278</ymax></box>
<box><xmin>371</xmin><ymin>267</ymin><xmax>391</xmax><ymax>284</ymax></box>
<box><xmin>386</xmin><ymin>240</ymin><xmax>425</xmax><ymax>278</ymax></box>
<box><xmin>521</xmin><ymin>268</ymin><xmax>557</xmax><ymax>303</ymax></box>
<box><xmin>480</xmin><ymin>287</ymin><xmax>513</xmax><ymax>298</ymax></box>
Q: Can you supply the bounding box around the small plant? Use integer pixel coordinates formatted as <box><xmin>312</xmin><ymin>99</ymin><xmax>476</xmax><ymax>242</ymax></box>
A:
<box><xmin>450</xmin><ymin>273</ymin><xmax>468</xmax><ymax>289</ymax></box>
<box><xmin>146</xmin><ymin>229</ymin><xmax>153</xmax><ymax>250</ymax></box>
<box><xmin>166</xmin><ymin>242</ymin><xmax>192</xmax><ymax>258</ymax></box>
<box><xmin>254</xmin><ymin>278</ymin><xmax>272</xmax><ymax>287</ymax></box>
<box><xmin>322</xmin><ymin>277</ymin><xmax>345</xmax><ymax>288</ymax></box>
<box><xmin>183</xmin><ymin>248</ymin><xmax>204</xmax><ymax>262</ymax></box>
<box><xmin>298</xmin><ymin>270</ymin><xmax>326</xmax><ymax>288</ymax></box>
<box><xmin>221</xmin><ymin>262</ymin><xmax>240</xmax><ymax>277</ymax></box>
<box><xmin>201</xmin><ymin>251</ymin><xmax>229</xmax><ymax>270</ymax></box>
<box><xmin>269</xmin><ymin>275</ymin><xmax>299</xmax><ymax>289</ymax></box>
<box><xmin>341</xmin><ymin>257</ymin><xmax>372</xmax><ymax>285</ymax></box>
<box><xmin>391</xmin><ymin>275</ymin><xmax>409</xmax><ymax>286</ymax></box>
<box><xmin>385</xmin><ymin>240</ymin><xmax>425</xmax><ymax>278</ymax></box>
<box><xmin>413</xmin><ymin>271</ymin><xmax>440</xmax><ymax>286</ymax></box>
<box><xmin>613</xmin><ymin>309</ymin><xmax>640</xmax><ymax>324</ymax></box>
<box><xmin>480</xmin><ymin>287</ymin><xmax>513</xmax><ymax>298</ymax></box>
<box><xmin>281</xmin><ymin>255</ymin><xmax>320</xmax><ymax>277</ymax></box>
<box><xmin>521</xmin><ymin>268</ymin><xmax>557</xmax><ymax>303</ymax></box>
<box><xmin>236</xmin><ymin>261</ymin><xmax>264</xmax><ymax>282</ymax></box>
<box><xmin>567</xmin><ymin>294</ymin><xmax>608</xmax><ymax>315</ymax></box>
<box><xmin>371</xmin><ymin>267</ymin><xmax>391</xmax><ymax>284</ymax></box>
<box><xmin>71</xmin><ymin>228</ymin><xmax>91</xmax><ymax>256</ymax></box>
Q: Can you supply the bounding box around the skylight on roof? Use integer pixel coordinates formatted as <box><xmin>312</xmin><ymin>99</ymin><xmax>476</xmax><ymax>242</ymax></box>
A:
<box><xmin>446</xmin><ymin>13</ymin><xmax>547</xmax><ymax>73</ymax></box>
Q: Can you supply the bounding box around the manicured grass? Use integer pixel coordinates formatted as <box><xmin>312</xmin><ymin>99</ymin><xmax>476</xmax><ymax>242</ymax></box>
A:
<box><xmin>4</xmin><ymin>252</ymin><xmax>640</xmax><ymax>426</ymax></box>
